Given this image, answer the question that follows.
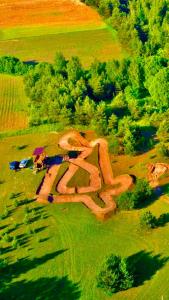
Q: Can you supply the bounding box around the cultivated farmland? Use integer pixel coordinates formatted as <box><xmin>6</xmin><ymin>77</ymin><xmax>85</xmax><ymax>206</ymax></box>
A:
<box><xmin>0</xmin><ymin>0</ymin><xmax>124</xmax><ymax>65</ymax></box>
<box><xmin>0</xmin><ymin>74</ymin><xmax>28</xmax><ymax>131</ymax></box>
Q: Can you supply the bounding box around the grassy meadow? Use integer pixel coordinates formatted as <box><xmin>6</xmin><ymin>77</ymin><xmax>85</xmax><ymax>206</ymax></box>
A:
<box><xmin>0</xmin><ymin>26</ymin><xmax>123</xmax><ymax>66</ymax></box>
<box><xmin>0</xmin><ymin>74</ymin><xmax>28</xmax><ymax>132</ymax></box>
<box><xmin>1</xmin><ymin>132</ymin><xmax>169</xmax><ymax>299</ymax></box>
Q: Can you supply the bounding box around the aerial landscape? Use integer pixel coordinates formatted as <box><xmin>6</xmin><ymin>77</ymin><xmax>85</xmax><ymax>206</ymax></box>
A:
<box><xmin>0</xmin><ymin>0</ymin><xmax>169</xmax><ymax>299</ymax></box>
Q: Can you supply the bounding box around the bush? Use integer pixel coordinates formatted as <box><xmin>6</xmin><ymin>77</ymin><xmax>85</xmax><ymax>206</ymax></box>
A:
<box><xmin>116</xmin><ymin>179</ymin><xmax>153</xmax><ymax>210</ymax></box>
<box><xmin>0</xmin><ymin>258</ymin><xmax>8</xmax><ymax>269</ymax></box>
<box><xmin>12</xmin><ymin>236</ymin><xmax>20</xmax><ymax>249</ymax></box>
<box><xmin>97</xmin><ymin>254</ymin><xmax>134</xmax><ymax>295</ymax></box>
<box><xmin>140</xmin><ymin>211</ymin><xmax>157</xmax><ymax>229</ymax></box>
<box><xmin>14</xmin><ymin>199</ymin><xmax>20</xmax><ymax>208</ymax></box>
<box><xmin>156</xmin><ymin>143</ymin><xmax>169</xmax><ymax>158</ymax></box>
<box><xmin>2</xmin><ymin>233</ymin><xmax>12</xmax><ymax>243</ymax></box>
<box><xmin>23</xmin><ymin>214</ymin><xmax>30</xmax><ymax>225</ymax></box>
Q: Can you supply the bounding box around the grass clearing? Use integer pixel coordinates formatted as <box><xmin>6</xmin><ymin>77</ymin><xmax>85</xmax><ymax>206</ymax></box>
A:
<box><xmin>0</xmin><ymin>74</ymin><xmax>28</xmax><ymax>131</ymax></box>
<box><xmin>1</xmin><ymin>132</ymin><xmax>169</xmax><ymax>299</ymax></box>
<box><xmin>0</xmin><ymin>28</ymin><xmax>122</xmax><ymax>66</ymax></box>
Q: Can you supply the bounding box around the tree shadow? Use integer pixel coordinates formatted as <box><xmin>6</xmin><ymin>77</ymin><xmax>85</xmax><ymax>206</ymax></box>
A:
<box><xmin>0</xmin><ymin>245</ymin><xmax>15</xmax><ymax>255</ymax></box>
<box><xmin>127</xmin><ymin>250</ymin><xmax>169</xmax><ymax>286</ymax></box>
<box><xmin>9</xmin><ymin>192</ymin><xmax>23</xmax><ymax>199</ymax></box>
<box><xmin>16</xmin><ymin>233</ymin><xmax>30</xmax><ymax>247</ymax></box>
<box><xmin>0</xmin><ymin>275</ymin><xmax>81</xmax><ymax>300</ymax></box>
<box><xmin>157</xmin><ymin>213</ymin><xmax>169</xmax><ymax>227</ymax></box>
<box><xmin>16</xmin><ymin>145</ymin><xmax>29</xmax><ymax>150</ymax></box>
<box><xmin>24</xmin><ymin>60</ymin><xmax>38</xmax><ymax>66</ymax></box>
<box><xmin>19</xmin><ymin>199</ymin><xmax>35</xmax><ymax>206</ymax></box>
<box><xmin>38</xmin><ymin>237</ymin><xmax>50</xmax><ymax>243</ymax></box>
<box><xmin>35</xmin><ymin>226</ymin><xmax>47</xmax><ymax>234</ymax></box>
<box><xmin>2</xmin><ymin>249</ymin><xmax>68</xmax><ymax>281</ymax></box>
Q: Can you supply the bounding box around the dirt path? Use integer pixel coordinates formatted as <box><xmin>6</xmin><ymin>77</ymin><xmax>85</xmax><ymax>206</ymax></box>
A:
<box><xmin>37</xmin><ymin>131</ymin><xmax>133</xmax><ymax>219</ymax></box>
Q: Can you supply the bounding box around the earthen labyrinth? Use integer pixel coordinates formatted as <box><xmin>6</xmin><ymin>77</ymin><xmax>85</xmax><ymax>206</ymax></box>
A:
<box><xmin>36</xmin><ymin>131</ymin><xmax>133</xmax><ymax>220</ymax></box>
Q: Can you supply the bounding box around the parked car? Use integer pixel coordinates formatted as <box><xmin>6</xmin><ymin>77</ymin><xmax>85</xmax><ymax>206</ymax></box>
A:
<box><xmin>19</xmin><ymin>158</ymin><xmax>30</xmax><ymax>169</ymax></box>
<box><xmin>9</xmin><ymin>161</ymin><xmax>20</xmax><ymax>171</ymax></box>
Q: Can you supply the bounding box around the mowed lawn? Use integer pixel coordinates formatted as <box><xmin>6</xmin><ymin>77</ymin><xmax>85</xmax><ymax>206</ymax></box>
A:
<box><xmin>0</xmin><ymin>27</ymin><xmax>123</xmax><ymax>66</ymax></box>
<box><xmin>0</xmin><ymin>74</ymin><xmax>28</xmax><ymax>131</ymax></box>
<box><xmin>1</xmin><ymin>132</ymin><xmax>169</xmax><ymax>299</ymax></box>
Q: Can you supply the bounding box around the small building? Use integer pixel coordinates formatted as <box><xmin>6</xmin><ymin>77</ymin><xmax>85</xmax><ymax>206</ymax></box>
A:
<box><xmin>32</xmin><ymin>147</ymin><xmax>46</xmax><ymax>170</ymax></box>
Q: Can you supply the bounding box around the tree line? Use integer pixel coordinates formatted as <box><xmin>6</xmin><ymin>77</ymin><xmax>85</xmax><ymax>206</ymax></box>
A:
<box><xmin>0</xmin><ymin>52</ymin><xmax>168</xmax><ymax>155</ymax></box>
<box><xmin>23</xmin><ymin>52</ymin><xmax>168</xmax><ymax>155</ymax></box>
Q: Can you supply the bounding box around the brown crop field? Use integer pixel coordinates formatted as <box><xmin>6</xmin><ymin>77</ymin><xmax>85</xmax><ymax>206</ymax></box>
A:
<box><xmin>0</xmin><ymin>0</ymin><xmax>103</xmax><ymax>28</ymax></box>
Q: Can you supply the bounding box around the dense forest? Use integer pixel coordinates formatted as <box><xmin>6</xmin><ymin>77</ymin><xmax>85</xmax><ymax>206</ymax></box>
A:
<box><xmin>81</xmin><ymin>0</ymin><xmax>168</xmax><ymax>56</ymax></box>
<box><xmin>0</xmin><ymin>0</ymin><xmax>168</xmax><ymax>155</ymax></box>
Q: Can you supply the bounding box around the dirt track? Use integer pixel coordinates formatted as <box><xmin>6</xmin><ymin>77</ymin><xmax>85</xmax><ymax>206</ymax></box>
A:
<box><xmin>37</xmin><ymin>131</ymin><xmax>133</xmax><ymax>220</ymax></box>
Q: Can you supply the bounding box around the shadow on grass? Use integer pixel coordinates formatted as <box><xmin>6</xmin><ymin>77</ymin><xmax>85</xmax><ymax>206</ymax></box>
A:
<box><xmin>38</xmin><ymin>237</ymin><xmax>50</xmax><ymax>243</ymax></box>
<box><xmin>127</xmin><ymin>250</ymin><xmax>169</xmax><ymax>286</ymax></box>
<box><xmin>19</xmin><ymin>199</ymin><xmax>35</xmax><ymax>206</ymax></box>
<box><xmin>9</xmin><ymin>192</ymin><xmax>23</xmax><ymax>199</ymax></box>
<box><xmin>35</xmin><ymin>226</ymin><xmax>47</xmax><ymax>234</ymax></box>
<box><xmin>0</xmin><ymin>249</ymin><xmax>80</xmax><ymax>300</ymax></box>
<box><xmin>16</xmin><ymin>145</ymin><xmax>29</xmax><ymax>150</ymax></box>
<box><xmin>0</xmin><ymin>275</ymin><xmax>81</xmax><ymax>300</ymax></box>
<box><xmin>157</xmin><ymin>213</ymin><xmax>169</xmax><ymax>227</ymax></box>
<box><xmin>2</xmin><ymin>249</ymin><xmax>67</xmax><ymax>281</ymax></box>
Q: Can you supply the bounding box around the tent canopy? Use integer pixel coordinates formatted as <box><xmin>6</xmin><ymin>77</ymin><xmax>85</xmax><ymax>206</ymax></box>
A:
<box><xmin>33</xmin><ymin>147</ymin><xmax>45</xmax><ymax>156</ymax></box>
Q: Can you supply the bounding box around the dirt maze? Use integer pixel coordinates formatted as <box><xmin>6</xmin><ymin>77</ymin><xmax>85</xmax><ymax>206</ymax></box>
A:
<box><xmin>37</xmin><ymin>131</ymin><xmax>133</xmax><ymax>219</ymax></box>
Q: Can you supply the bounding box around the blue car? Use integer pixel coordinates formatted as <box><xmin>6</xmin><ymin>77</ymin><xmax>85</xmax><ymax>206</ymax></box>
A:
<box><xmin>9</xmin><ymin>161</ymin><xmax>20</xmax><ymax>170</ymax></box>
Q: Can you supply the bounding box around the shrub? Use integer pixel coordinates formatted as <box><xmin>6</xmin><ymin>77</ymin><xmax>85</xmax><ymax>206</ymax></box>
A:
<box><xmin>2</xmin><ymin>233</ymin><xmax>12</xmax><ymax>243</ymax></box>
<box><xmin>12</xmin><ymin>236</ymin><xmax>20</xmax><ymax>249</ymax></box>
<box><xmin>140</xmin><ymin>211</ymin><xmax>157</xmax><ymax>229</ymax></box>
<box><xmin>156</xmin><ymin>143</ymin><xmax>169</xmax><ymax>157</ymax></box>
<box><xmin>0</xmin><ymin>258</ymin><xmax>7</xmax><ymax>269</ymax></box>
<box><xmin>23</xmin><ymin>214</ymin><xmax>30</xmax><ymax>225</ymax></box>
<box><xmin>116</xmin><ymin>179</ymin><xmax>153</xmax><ymax>210</ymax></box>
<box><xmin>97</xmin><ymin>254</ymin><xmax>134</xmax><ymax>295</ymax></box>
<box><xmin>14</xmin><ymin>199</ymin><xmax>20</xmax><ymax>208</ymax></box>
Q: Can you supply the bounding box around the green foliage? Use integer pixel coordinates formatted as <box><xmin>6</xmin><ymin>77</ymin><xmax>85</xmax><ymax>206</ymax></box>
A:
<box><xmin>140</xmin><ymin>211</ymin><xmax>157</xmax><ymax>229</ymax></box>
<box><xmin>2</xmin><ymin>233</ymin><xmax>12</xmax><ymax>243</ymax></box>
<box><xmin>12</xmin><ymin>236</ymin><xmax>20</xmax><ymax>249</ymax></box>
<box><xmin>116</xmin><ymin>179</ymin><xmax>153</xmax><ymax>210</ymax></box>
<box><xmin>0</xmin><ymin>56</ymin><xmax>30</xmax><ymax>75</ymax></box>
<box><xmin>108</xmin><ymin>136</ymin><xmax>120</xmax><ymax>155</ymax></box>
<box><xmin>97</xmin><ymin>254</ymin><xmax>134</xmax><ymax>294</ymax></box>
<box><xmin>14</xmin><ymin>199</ymin><xmax>20</xmax><ymax>208</ymax></box>
<box><xmin>0</xmin><ymin>259</ymin><xmax>7</xmax><ymax>269</ymax></box>
<box><xmin>23</xmin><ymin>214</ymin><xmax>30</xmax><ymax>225</ymax></box>
<box><xmin>156</xmin><ymin>143</ymin><xmax>169</xmax><ymax>158</ymax></box>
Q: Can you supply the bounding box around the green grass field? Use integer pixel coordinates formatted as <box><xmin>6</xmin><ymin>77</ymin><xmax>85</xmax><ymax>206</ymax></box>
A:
<box><xmin>0</xmin><ymin>26</ymin><xmax>123</xmax><ymax>66</ymax></box>
<box><xmin>0</xmin><ymin>74</ymin><xmax>28</xmax><ymax>132</ymax></box>
<box><xmin>1</xmin><ymin>131</ymin><xmax>169</xmax><ymax>299</ymax></box>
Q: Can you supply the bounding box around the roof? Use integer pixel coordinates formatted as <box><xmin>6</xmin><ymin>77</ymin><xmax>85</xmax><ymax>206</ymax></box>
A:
<box><xmin>33</xmin><ymin>147</ymin><xmax>44</xmax><ymax>156</ymax></box>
